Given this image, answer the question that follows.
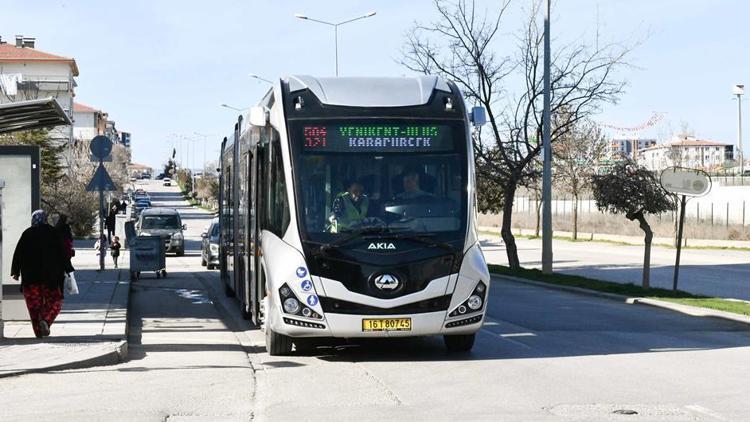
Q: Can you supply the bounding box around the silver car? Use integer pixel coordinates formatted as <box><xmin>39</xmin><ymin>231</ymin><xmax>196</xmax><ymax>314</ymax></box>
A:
<box><xmin>137</xmin><ymin>208</ymin><xmax>186</xmax><ymax>256</ymax></box>
<box><xmin>201</xmin><ymin>217</ymin><xmax>220</xmax><ymax>269</ymax></box>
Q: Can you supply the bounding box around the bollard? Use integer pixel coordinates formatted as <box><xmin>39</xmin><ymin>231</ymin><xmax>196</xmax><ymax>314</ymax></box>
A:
<box><xmin>0</xmin><ymin>179</ymin><xmax>4</xmax><ymax>339</ymax></box>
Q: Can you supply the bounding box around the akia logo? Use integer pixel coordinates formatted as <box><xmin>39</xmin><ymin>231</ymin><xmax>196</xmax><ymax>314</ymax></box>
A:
<box><xmin>368</xmin><ymin>242</ymin><xmax>396</xmax><ymax>250</ymax></box>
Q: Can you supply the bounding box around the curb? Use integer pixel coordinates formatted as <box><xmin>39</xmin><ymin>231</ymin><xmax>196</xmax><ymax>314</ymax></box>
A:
<box><xmin>491</xmin><ymin>273</ymin><xmax>750</xmax><ymax>327</ymax></box>
<box><xmin>0</xmin><ymin>340</ymin><xmax>127</xmax><ymax>378</ymax></box>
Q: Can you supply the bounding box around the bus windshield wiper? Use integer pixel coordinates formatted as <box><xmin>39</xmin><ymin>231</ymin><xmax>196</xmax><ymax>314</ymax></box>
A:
<box><xmin>386</xmin><ymin>233</ymin><xmax>458</xmax><ymax>253</ymax></box>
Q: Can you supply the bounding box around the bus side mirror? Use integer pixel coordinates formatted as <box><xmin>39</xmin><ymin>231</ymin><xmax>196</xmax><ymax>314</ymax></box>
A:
<box><xmin>470</xmin><ymin>106</ymin><xmax>487</xmax><ymax>126</ymax></box>
<box><xmin>249</xmin><ymin>106</ymin><xmax>268</xmax><ymax>127</ymax></box>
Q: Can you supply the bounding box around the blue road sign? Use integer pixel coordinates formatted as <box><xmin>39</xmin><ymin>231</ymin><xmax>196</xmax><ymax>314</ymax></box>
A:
<box><xmin>90</xmin><ymin>135</ymin><xmax>113</xmax><ymax>161</ymax></box>
<box><xmin>86</xmin><ymin>163</ymin><xmax>116</xmax><ymax>191</ymax></box>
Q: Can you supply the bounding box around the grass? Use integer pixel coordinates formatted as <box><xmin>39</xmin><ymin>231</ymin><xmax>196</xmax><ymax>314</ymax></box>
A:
<box><xmin>181</xmin><ymin>191</ymin><xmax>217</xmax><ymax>213</ymax></box>
<box><xmin>488</xmin><ymin>264</ymin><xmax>750</xmax><ymax>317</ymax></box>
<box><xmin>479</xmin><ymin>230</ymin><xmax>750</xmax><ymax>252</ymax></box>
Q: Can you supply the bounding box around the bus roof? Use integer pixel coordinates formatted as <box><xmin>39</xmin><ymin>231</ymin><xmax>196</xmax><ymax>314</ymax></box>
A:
<box><xmin>286</xmin><ymin>75</ymin><xmax>453</xmax><ymax>108</ymax></box>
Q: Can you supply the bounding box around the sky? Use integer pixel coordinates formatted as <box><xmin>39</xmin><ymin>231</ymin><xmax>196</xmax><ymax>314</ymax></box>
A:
<box><xmin>2</xmin><ymin>0</ymin><xmax>748</xmax><ymax>169</ymax></box>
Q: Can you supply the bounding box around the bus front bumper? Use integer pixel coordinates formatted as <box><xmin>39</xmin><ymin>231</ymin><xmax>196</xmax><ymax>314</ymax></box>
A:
<box><xmin>276</xmin><ymin>310</ymin><xmax>484</xmax><ymax>338</ymax></box>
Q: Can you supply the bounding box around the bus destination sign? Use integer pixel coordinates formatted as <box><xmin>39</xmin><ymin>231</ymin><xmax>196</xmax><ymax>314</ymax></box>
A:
<box><xmin>301</xmin><ymin>124</ymin><xmax>454</xmax><ymax>152</ymax></box>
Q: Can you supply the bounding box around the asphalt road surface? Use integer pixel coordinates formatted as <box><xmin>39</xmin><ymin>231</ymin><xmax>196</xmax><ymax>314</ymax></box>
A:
<box><xmin>482</xmin><ymin>235</ymin><xmax>750</xmax><ymax>300</ymax></box>
<box><xmin>1</xmin><ymin>180</ymin><xmax>749</xmax><ymax>421</ymax></box>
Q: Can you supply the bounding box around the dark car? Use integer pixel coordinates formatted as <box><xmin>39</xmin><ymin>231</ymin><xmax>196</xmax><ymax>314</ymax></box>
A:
<box><xmin>201</xmin><ymin>217</ymin><xmax>220</xmax><ymax>269</ymax></box>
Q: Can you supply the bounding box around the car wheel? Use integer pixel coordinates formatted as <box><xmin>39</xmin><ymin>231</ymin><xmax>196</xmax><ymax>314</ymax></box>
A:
<box><xmin>266</xmin><ymin>326</ymin><xmax>293</xmax><ymax>356</ymax></box>
<box><xmin>176</xmin><ymin>248</ymin><xmax>185</xmax><ymax>257</ymax></box>
<box><xmin>201</xmin><ymin>257</ymin><xmax>207</xmax><ymax>266</ymax></box>
<box><xmin>444</xmin><ymin>333</ymin><xmax>476</xmax><ymax>352</ymax></box>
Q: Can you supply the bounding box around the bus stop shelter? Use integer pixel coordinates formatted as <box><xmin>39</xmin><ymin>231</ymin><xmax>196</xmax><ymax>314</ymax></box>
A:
<box><xmin>0</xmin><ymin>97</ymin><xmax>71</xmax><ymax>338</ymax></box>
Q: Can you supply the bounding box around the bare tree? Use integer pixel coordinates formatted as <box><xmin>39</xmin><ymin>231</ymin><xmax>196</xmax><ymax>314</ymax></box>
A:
<box><xmin>553</xmin><ymin>119</ymin><xmax>608</xmax><ymax>239</ymax></box>
<box><xmin>402</xmin><ymin>0</ymin><xmax>630</xmax><ymax>269</ymax></box>
<box><xmin>591</xmin><ymin>160</ymin><xmax>675</xmax><ymax>288</ymax></box>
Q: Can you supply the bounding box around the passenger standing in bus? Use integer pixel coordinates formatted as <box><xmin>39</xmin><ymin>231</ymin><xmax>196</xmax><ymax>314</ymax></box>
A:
<box><xmin>329</xmin><ymin>180</ymin><xmax>368</xmax><ymax>232</ymax></box>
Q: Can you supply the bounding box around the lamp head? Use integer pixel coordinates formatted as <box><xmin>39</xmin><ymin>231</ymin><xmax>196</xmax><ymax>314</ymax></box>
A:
<box><xmin>733</xmin><ymin>84</ymin><xmax>745</xmax><ymax>96</ymax></box>
<box><xmin>294</xmin><ymin>13</ymin><xmax>308</xmax><ymax>20</ymax></box>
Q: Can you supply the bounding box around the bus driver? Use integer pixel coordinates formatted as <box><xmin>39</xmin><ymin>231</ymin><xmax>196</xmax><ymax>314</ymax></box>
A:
<box><xmin>329</xmin><ymin>180</ymin><xmax>369</xmax><ymax>233</ymax></box>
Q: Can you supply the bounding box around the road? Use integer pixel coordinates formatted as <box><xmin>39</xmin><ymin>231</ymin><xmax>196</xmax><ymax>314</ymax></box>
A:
<box><xmin>1</xmin><ymin>180</ymin><xmax>749</xmax><ymax>421</ymax></box>
<box><xmin>482</xmin><ymin>235</ymin><xmax>750</xmax><ymax>299</ymax></box>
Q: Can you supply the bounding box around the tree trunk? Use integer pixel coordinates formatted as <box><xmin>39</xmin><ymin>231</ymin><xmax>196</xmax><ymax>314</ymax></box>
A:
<box><xmin>501</xmin><ymin>182</ymin><xmax>520</xmax><ymax>269</ymax></box>
<box><xmin>572</xmin><ymin>192</ymin><xmax>579</xmax><ymax>240</ymax></box>
<box><xmin>635</xmin><ymin>213</ymin><xmax>653</xmax><ymax>288</ymax></box>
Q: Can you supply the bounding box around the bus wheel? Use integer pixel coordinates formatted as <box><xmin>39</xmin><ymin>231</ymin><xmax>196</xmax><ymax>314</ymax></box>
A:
<box><xmin>444</xmin><ymin>333</ymin><xmax>475</xmax><ymax>352</ymax></box>
<box><xmin>266</xmin><ymin>327</ymin><xmax>293</xmax><ymax>356</ymax></box>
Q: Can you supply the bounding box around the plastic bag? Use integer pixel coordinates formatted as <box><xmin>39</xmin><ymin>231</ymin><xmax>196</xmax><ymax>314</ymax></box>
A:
<box><xmin>64</xmin><ymin>272</ymin><xmax>79</xmax><ymax>295</ymax></box>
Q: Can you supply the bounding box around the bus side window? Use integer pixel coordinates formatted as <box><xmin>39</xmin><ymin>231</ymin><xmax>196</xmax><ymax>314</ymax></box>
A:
<box><xmin>262</xmin><ymin>129</ymin><xmax>290</xmax><ymax>237</ymax></box>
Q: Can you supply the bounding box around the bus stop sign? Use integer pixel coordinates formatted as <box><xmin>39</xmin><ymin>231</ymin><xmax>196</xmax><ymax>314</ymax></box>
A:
<box><xmin>659</xmin><ymin>167</ymin><xmax>711</xmax><ymax>197</ymax></box>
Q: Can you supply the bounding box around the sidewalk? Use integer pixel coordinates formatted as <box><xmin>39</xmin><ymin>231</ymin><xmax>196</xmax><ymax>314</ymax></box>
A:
<box><xmin>0</xmin><ymin>244</ymin><xmax>130</xmax><ymax>378</ymax></box>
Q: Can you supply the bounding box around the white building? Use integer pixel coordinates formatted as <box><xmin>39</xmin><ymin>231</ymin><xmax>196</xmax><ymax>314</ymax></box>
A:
<box><xmin>0</xmin><ymin>35</ymin><xmax>79</xmax><ymax>165</ymax></box>
<box><xmin>639</xmin><ymin>136</ymin><xmax>734</xmax><ymax>171</ymax></box>
<box><xmin>73</xmin><ymin>102</ymin><xmax>107</xmax><ymax>144</ymax></box>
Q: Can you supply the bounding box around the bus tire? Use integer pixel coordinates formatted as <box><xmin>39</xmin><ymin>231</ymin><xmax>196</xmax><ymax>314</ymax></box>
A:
<box><xmin>266</xmin><ymin>327</ymin><xmax>293</xmax><ymax>356</ymax></box>
<box><xmin>444</xmin><ymin>333</ymin><xmax>475</xmax><ymax>352</ymax></box>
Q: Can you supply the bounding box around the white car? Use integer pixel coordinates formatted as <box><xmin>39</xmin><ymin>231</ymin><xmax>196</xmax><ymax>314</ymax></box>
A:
<box><xmin>163</xmin><ymin>178</ymin><xmax>172</xmax><ymax>186</ymax></box>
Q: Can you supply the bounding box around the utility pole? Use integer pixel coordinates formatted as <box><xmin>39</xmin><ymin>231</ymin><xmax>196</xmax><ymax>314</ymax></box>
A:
<box><xmin>541</xmin><ymin>0</ymin><xmax>553</xmax><ymax>274</ymax></box>
<box><xmin>734</xmin><ymin>84</ymin><xmax>744</xmax><ymax>174</ymax></box>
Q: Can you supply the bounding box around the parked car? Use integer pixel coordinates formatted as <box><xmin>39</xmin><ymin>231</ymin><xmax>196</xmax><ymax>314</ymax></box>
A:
<box><xmin>163</xmin><ymin>177</ymin><xmax>172</xmax><ymax>186</ymax></box>
<box><xmin>137</xmin><ymin>208</ymin><xmax>186</xmax><ymax>256</ymax></box>
<box><xmin>134</xmin><ymin>199</ymin><xmax>152</xmax><ymax>216</ymax></box>
<box><xmin>201</xmin><ymin>217</ymin><xmax>220</xmax><ymax>269</ymax></box>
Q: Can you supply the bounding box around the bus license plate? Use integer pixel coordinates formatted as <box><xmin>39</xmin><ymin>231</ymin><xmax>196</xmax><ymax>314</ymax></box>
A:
<box><xmin>362</xmin><ymin>318</ymin><xmax>412</xmax><ymax>332</ymax></box>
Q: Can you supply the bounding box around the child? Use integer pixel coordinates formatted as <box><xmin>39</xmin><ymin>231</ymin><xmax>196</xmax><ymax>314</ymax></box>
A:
<box><xmin>110</xmin><ymin>236</ymin><xmax>121</xmax><ymax>269</ymax></box>
<box><xmin>94</xmin><ymin>234</ymin><xmax>108</xmax><ymax>270</ymax></box>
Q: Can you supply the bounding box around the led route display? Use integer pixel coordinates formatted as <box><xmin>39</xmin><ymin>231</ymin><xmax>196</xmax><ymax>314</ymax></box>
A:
<box><xmin>301</xmin><ymin>124</ymin><xmax>455</xmax><ymax>152</ymax></box>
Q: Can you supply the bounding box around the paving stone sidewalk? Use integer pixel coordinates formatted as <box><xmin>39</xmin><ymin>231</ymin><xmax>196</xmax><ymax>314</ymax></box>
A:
<box><xmin>0</xmin><ymin>246</ymin><xmax>129</xmax><ymax>378</ymax></box>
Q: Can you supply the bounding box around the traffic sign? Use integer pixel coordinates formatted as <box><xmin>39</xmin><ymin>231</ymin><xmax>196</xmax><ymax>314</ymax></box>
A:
<box><xmin>659</xmin><ymin>167</ymin><xmax>711</xmax><ymax>197</ymax></box>
<box><xmin>86</xmin><ymin>163</ymin><xmax>116</xmax><ymax>192</ymax></box>
<box><xmin>90</xmin><ymin>135</ymin><xmax>113</xmax><ymax>161</ymax></box>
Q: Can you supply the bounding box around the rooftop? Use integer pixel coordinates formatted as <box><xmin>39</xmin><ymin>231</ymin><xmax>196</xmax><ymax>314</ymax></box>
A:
<box><xmin>73</xmin><ymin>102</ymin><xmax>100</xmax><ymax>113</ymax></box>
<box><xmin>0</xmin><ymin>42</ymin><xmax>79</xmax><ymax>76</ymax></box>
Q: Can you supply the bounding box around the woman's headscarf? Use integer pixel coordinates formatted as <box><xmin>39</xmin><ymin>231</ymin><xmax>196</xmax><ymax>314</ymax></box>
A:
<box><xmin>31</xmin><ymin>209</ymin><xmax>48</xmax><ymax>227</ymax></box>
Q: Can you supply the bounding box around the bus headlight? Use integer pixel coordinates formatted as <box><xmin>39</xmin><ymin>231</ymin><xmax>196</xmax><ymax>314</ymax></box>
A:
<box><xmin>466</xmin><ymin>295</ymin><xmax>483</xmax><ymax>310</ymax></box>
<box><xmin>449</xmin><ymin>281</ymin><xmax>487</xmax><ymax>317</ymax></box>
<box><xmin>283</xmin><ymin>298</ymin><xmax>301</xmax><ymax>314</ymax></box>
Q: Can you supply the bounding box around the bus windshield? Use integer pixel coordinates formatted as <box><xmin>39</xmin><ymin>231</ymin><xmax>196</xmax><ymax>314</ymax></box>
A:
<box><xmin>291</xmin><ymin>120</ymin><xmax>467</xmax><ymax>242</ymax></box>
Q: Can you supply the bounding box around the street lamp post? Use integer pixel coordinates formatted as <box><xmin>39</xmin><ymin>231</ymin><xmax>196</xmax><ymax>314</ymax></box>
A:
<box><xmin>294</xmin><ymin>11</ymin><xmax>376</xmax><ymax>76</ymax></box>
<box><xmin>249</xmin><ymin>74</ymin><xmax>273</xmax><ymax>84</ymax></box>
<box><xmin>541</xmin><ymin>0</ymin><xmax>553</xmax><ymax>274</ymax></box>
<box><xmin>734</xmin><ymin>84</ymin><xmax>744</xmax><ymax>174</ymax></box>
<box><xmin>194</xmin><ymin>132</ymin><xmax>211</xmax><ymax>174</ymax></box>
<box><xmin>220</xmin><ymin>104</ymin><xmax>246</xmax><ymax>112</ymax></box>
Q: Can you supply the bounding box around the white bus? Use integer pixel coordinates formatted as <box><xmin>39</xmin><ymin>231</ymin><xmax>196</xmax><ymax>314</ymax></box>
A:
<box><xmin>219</xmin><ymin>75</ymin><xmax>490</xmax><ymax>355</ymax></box>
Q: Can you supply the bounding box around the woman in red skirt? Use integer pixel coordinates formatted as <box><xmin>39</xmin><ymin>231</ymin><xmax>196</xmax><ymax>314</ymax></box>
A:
<box><xmin>11</xmin><ymin>209</ymin><xmax>73</xmax><ymax>338</ymax></box>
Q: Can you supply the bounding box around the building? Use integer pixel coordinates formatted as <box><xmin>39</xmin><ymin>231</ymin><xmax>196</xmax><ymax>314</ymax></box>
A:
<box><xmin>0</xmin><ymin>35</ymin><xmax>79</xmax><ymax>166</ymax></box>
<box><xmin>73</xmin><ymin>102</ymin><xmax>107</xmax><ymax>143</ymax></box>
<box><xmin>609</xmin><ymin>137</ymin><xmax>657</xmax><ymax>161</ymax></box>
<box><xmin>639</xmin><ymin>136</ymin><xmax>734</xmax><ymax>171</ymax></box>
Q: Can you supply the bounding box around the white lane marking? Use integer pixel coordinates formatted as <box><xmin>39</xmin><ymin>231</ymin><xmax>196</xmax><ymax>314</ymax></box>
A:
<box><xmin>685</xmin><ymin>404</ymin><xmax>730</xmax><ymax>421</ymax></box>
<box><xmin>500</xmin><ymin>332</ymin><xmax>537</xmax><ymax>338</ymax></box>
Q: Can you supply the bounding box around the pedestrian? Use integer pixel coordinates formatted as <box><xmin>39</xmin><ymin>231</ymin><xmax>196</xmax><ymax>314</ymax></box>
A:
<box><xmin>55</xmin><ymin>214</ymin><xmax>76</xmax><ymax>261</ymax></box>
<box><xmin>95</xmin><ymin>234</ymin><xmax>109</xmax><ymax>269</ymax></box>
<box><xmin>106</xmin><ymin>204</ymin><xmax>117</xmax><ymax>242</ymax></box>
<box><xmin>11</xmin><ymin>209</ymin><xmax>73</xmax><ymax>338</ymax></box>
<box><xmin>110</xmin><ymin>236</ymin><xmax>121</xmax><ymax>268</ymax></box>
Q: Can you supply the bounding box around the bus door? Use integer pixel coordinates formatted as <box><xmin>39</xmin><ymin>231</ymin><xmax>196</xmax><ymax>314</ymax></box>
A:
<box><xmin>246</xmin><ymin>146</ymin><xmax>261</xmax><ymax>324</ymax></box>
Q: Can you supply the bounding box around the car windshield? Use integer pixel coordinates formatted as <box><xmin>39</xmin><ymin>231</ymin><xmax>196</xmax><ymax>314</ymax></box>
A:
<box><xmin>210</xmin><ymin>223</ymin><xmax>219</xmax><ymax>240</ymax></box>
<box><xmin>142</xmin><ymin>215</ymin><xmax>180</xmax><ymax>229</ymax></box>
<box><xmin>291</xmin><ymin>120</ymin><xmax>467</xmax><ymax>243</ymax></box>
